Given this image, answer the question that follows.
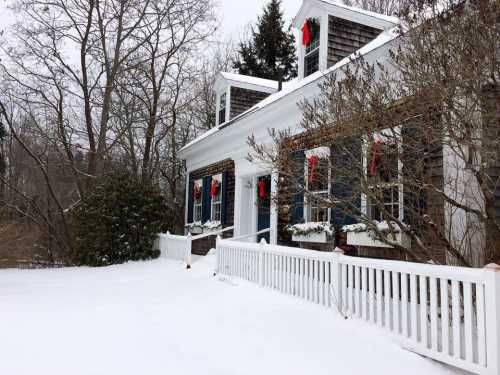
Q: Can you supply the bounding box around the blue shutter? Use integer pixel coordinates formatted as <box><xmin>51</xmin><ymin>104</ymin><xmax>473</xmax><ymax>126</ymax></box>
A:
<box><xmin>330</xmin><ymin>138</ymin><xmax>362</xmax><ymax>227</ymax></box>
<box><xmin>290</xmin><ymin>150</ymin><xmax>305</xmax><ymax>224</ymax></box>
<box><xmin>221</xmin><ymin>170</ymin><xmax>229</xmax><ymax>225</ymax></box>
<box><xmin>202</xmin><ymin>176</ymin><xmax>212</xmax><ymax>223</ymax></box>
<box><xmin>187</xmin><ymin>179</ymin><xmax>194</xmax><ymax>223</ymax></box>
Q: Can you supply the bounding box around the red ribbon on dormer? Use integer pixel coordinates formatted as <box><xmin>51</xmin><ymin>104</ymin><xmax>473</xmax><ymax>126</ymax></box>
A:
<box><xmin>301</xmin><ymin>20</ymin><xmax>311</xmax><ymax>46</ymax></box>
<box><xmin>307</xmin><ymin>155</ymin><xmax>319</xmax><ymax>183</ymax></box>
<box><xmin>368</xmin><ymin>139</ymin><xmax>382</xmax><ymax>176</ymax></box>
<box><xmin>258</xmin><ymin>179</ymin><xmax>266</xmax><ymax>199</ymax></box>
<box><xmin>210</xmin><ymin>178</ymin><xmax>219</xmax><ymax>198</ymax></box>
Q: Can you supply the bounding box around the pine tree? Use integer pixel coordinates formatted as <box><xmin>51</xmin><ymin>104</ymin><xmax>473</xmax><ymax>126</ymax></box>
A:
<box><xmin>233</xmin><ymin>0</ymin><xmax>297</xmax><ymax>81</ymax></box>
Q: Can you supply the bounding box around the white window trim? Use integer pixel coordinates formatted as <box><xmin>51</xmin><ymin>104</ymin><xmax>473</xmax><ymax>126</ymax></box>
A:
<box><xmin>210</xmin><ymin>174</ymin><xmax>223</xmax><ymax>223</ymax></box>
<box><xmin>304</xmin><ymin>147</ymin><xmax>331</xmax><ymax>223</ymax></box>
<box><xmin>362</xmin><ymin>130</ymin><xmax>405</xmax><ymax>222</ymax></box>
<box><xmin>303</xmin><ymin>17</ymin><xmax>321</xmax><ymax>77</ymax></box>
<box><xmin>193</xmin><ymin>178</ymin><xmax>203</xmax><ymax>224</ymax></box>
<box><xmin>216</xmin><ymin>87</ymin><xmax>230</xmax><ymax>126</ymax></box>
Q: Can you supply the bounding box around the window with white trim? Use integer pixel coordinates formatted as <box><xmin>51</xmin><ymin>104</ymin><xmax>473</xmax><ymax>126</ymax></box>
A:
<box><xmin>366</xmin><ymin>137</ymin><xmax>401</xmax><ymax>221</ymax></box>
<box><xmin>192</xmin><ymin>179</ymin><xmax>203</xmax><ymax>223</ymax></box>
<box><xmin>304</xmin><ymin>18</ymin><xmax>320</xmax><ymax>77</ymax></box>
<box><xmin>210</xmin><ymin>174</ymin><xmax>222</xmax><ymax>222</ymax></box>
<box><xmin>305</xmin><ymin>147</ymin><xmax>330</xmax><ymax>223</ymax></box>
<box><xmin>218</xmin><ymin>93</ymin><xmax>227</xmax><ymax>125</ymax></box>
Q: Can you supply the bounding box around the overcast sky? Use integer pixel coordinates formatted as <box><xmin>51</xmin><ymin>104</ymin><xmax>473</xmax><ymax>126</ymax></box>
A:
<box><xmin>217</xmin><ymin>0</ymin><xmax>302</xmax><ymax>38</ymax></box>
<box><xmin>0</xmin><ymin>0</ymin><xmax>303</xmax><ymax>36</ymax></box>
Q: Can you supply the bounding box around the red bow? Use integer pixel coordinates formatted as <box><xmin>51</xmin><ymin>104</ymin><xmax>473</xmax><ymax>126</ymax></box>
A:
<box><xmin>307</xmin><ymin>155</ymin><xmax>318</xmax><ymax>183</ymax></box>
<box><xmin>210</xmin><ymin>179</ymin><xmax>219</xmax><ymax>198</ymax></box>
<box><xmin>368</xmin><ymin>139</ymin><xmax>382</xmax><ymax>176</ymax></box>
<box><xmin>301</xmin><ymin>20</ymin><xmax>311</xmax><ymax>46</ymax></box>
<box><xmin>258</xmin><ymin>179</ymin><xmax>266</xmax><ymax>199</ymax></box>
<box><xmin>192</xmin><ymin>182</ymin><xmax>201</xmax><ymax>200</ymax></box>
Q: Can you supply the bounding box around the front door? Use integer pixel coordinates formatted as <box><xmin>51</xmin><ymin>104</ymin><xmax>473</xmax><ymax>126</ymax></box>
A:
<box><xmin>256</xmin><ymin>175</ymin><xmax>271</xmax><ymax>243</ymax></box>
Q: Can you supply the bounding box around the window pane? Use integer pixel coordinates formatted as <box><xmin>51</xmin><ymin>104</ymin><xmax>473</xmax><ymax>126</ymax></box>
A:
<box><xmin>308</xmin><ymin>193</ymin><xmax>329</xmax><ymax>223</ymax></box>
<box><xmin>304</xmin><ymin>49</ymin><xmax>319</xmax><ymax>77</ymax></box>
<box><xmin>218</xmin><ymin>109</ymin><xmax>226</xmax><ymax>125</ymax></box>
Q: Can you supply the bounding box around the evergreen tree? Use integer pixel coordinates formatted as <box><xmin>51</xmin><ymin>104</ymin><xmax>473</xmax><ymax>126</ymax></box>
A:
<box><xmin>233</xmin><ymin>0</ymin><xmax>297</xmax><ymax>81</ymax></box>
<box><xmin>72</xmin><ymin>174</ymin><xmax>171</xmax><ymax>266</ymax></box>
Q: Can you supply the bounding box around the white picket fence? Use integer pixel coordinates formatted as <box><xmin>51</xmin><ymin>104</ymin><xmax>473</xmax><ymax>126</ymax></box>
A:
<box><xmin>216</xmin><ymin>238</ymin><xmax>500</xmax><ymax>375</ymax></box>
<box><xmin>156</xmin><ymin>232</ymin><xmax>192</xmax><ymax>267</ymax></box>
<box><xmin>156</xmin><ymin>226</ymin><xmax>235</xmax><ymax>268</ymax></box>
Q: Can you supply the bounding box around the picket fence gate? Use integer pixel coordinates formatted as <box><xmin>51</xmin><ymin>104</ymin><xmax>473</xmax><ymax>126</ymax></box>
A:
<box><xmin>156</xmin><ymin>226</ymin><xmax>235</xmax><ymax>268</ymax></box>
<box><xmin>216</xmin><ymin>237</ymin><xmax>500</xmax><ymax>375</ymax></box>
<box><xmin>156</xmin><ymin>232</ymin><xmax>192</xmax><ymax>267</ymax></box>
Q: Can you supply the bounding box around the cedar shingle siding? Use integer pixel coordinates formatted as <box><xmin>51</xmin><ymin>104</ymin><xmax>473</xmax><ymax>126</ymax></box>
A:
<box><xmin>327</xmin><ymin>16</ymin><xmax>381</xmax><ymax>68</ymax></box>
<box><xmin>230</xmin><ymin>87</ymin><xmax>270</xmax><ymax>119</ymax></box>
<box><xmin>188</xmin><ymin>159</ymin><xmax>235</xmax><ymax>255</ymax></box>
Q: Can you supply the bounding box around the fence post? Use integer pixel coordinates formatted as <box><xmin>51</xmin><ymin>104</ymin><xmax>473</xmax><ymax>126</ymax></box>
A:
<box><xmin>216</xmin><ymin>235</ymin><xmax>222</xmax><ymax>274</ymax></box>
<box><xmin>165</xmin><ymin>231</ymin><xmax>170</xmax><ymax>258</ymax></box>
<box><xmin>186</xmin><ymin>233</ymin><xmax>192</xmax><ymax>269</ymax></box>
<box><xmin>259</xmin><ymin>238</ymin><xmax>266</xmax><ymax>286</ymax></box>
<box><xmin>484</xmin><ymin>263</ymin><xmax>500</xmax><ymax>375</ymax></box>
<box><xmin>331</xmin><ymin>247</ymin><xmax>344</xmax><ymax>314</ymax></box>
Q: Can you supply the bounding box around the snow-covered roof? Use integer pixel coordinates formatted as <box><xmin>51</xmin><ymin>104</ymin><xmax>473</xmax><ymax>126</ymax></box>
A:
<box><xmin>179</xmin><ymin>27</ymin><xmax>398</xmax><ymax>156</ymax></box>
<box><xmin>292</xmin><ymin>0</ymin><xmax>399</xmax><ymax>31</ymax></box>
<box><xmin>317</xmin><ymin>0</ymin><xmax>399</xmax><ymax>24</ymax></box>
<box><xmin>214</xmin><ymin>72</ymin><xmax>279</xmax><ymax>94</ymax></box>
<box><xmin>220</xmin><ymin>72</ymin><xmax>279</xmax><ymax>90</ymax></box>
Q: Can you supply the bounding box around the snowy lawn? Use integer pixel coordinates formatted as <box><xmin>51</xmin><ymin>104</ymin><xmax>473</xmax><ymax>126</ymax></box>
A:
<box><xmin>0</xmin><ymin>252</ymin><xmax>462</xmax><ymax>375</ymax></box>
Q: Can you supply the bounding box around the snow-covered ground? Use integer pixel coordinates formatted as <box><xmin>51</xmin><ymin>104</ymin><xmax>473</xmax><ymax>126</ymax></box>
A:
<box><xmin>0</xmin><ymin>252</ymin><xmax>461</xmax><ymax>375</ymax></box>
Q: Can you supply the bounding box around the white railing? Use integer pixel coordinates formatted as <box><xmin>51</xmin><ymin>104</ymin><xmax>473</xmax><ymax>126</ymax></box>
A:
<box><xmin>216</xmin><ymin>239</ymin><xmax>500</xmax><ymax>375</ymax></box>
<box><xmin>156</xmin><ymin>226</ymin><xmax>235</xmax><ymax>269</ymax></box>
<box><xmin>156</xmin><ymin>232</ymin><xmax>193</xmax><ymax>268</ymax></box>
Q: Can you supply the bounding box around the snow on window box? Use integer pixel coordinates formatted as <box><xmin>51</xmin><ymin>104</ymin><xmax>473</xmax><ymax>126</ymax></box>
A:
<box><xmin>287</xmin><ymin>222</ymin><xmax>334</xmax><ymax>244</ymax></box>
<box><xmin>185</xmin><ymin>221</ymin><xmax>222</xmax><ymax>235</ymax></box>
<box><xmin>203</xmin><ymin>220</ymin><xmax>222</xmax><ymax>232</ymax></box>
<box><xmin>342</xmin><ymin>221</ymin><xmax>411</xmax><ymax>249</ymax></box>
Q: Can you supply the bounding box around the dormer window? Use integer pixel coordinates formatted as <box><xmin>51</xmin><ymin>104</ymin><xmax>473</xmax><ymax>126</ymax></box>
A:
<box><xmin>218</xmin><ymin>92</ymin><xmax>227</xmax><ymax>125</ymax></box>
<box><xmin>303</xmin><ymin>18</ymin><xmax>320</xmax><ymax>77</ymax></box>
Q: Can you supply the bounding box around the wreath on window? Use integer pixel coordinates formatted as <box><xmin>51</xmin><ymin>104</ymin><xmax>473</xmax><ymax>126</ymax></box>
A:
<box><xmin>307</xmin><ymin>155</ymin><xmax>319</xmax><ymax>183</ymax></box>
<box><xmin>192</xmin><ymin>182</ymin><xmax>201</xmax><ymax>200</ymax></box>
<box><xmin>368</xmin><ymin>139</ymin><xmax>397</xmax><ymax>182</ymax></box>
<box><xmin>210</xmin><ymin>178</ymin><xmax>220</xmax><ymax>198</ymax></box>
<box><xmin>301</xmin><ymin>18</ymin><xmax>320</xmax><ymax>46</ymax></box>
<box><xmin>257</xmin><ymin>179</ymin><xmax>267</xmax><ymax>199</ymax></box>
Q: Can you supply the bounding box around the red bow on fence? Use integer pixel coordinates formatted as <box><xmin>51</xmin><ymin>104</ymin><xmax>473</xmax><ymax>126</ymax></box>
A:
<box><xmin>210</xmin><ymin>179</ymin><xmax>219</xmax><ymax>198</ymax></box>
<box><xmin>301</xmin><ymin>20</ymin><xmax>311</xmax><ymax>46</ymax></box>
<box><xmin>307</xmin><ymin>155</ymin><xmax>319</xmax><ymax>183</ymax></box>
<box><xmin>368</xmin><ymin>139</ymin><xmax>382</xmax><ymax>176</ymax></box>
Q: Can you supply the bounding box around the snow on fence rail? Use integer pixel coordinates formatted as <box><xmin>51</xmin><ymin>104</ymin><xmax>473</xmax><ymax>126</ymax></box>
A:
<box><xmin>216</xmin><ymin>238</ymin><xmax>500</xmax><ymax>375</ymax></box>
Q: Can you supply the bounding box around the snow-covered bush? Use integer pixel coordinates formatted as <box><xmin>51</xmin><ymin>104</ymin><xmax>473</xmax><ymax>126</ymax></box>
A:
<box><xmin>72</xmin><ymin>174</ymin><xmax>170</xmax><ymax>266</ymax></box>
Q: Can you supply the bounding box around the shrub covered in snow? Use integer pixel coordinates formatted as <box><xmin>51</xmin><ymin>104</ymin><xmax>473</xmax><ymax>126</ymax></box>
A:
<box><xmin>72</xmin><ymin>174</ymin><xmax>170</xmax><ymax>266</ymax></box>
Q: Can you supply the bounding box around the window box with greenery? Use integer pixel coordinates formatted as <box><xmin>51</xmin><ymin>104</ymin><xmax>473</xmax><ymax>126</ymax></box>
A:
<box><xmin>343</xmin><ymin>222</ymin><xmax>411</xmax><ymax>249</ymax></box>
<box><xmin>288</xmin><ymin>222</ymin><xmax>334</xmax><ymax>243</ymax></box>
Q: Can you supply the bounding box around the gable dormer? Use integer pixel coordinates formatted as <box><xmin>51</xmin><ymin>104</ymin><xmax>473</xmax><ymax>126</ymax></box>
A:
<box><xmin>293</xmin><ymin>0</ymin><xmax>398</xmax><ymax>80</ymax></box>
<box><xmin>214</xmin><ymin>73</ymin><xmax>279</xmax><ymax>126</ymax></box>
